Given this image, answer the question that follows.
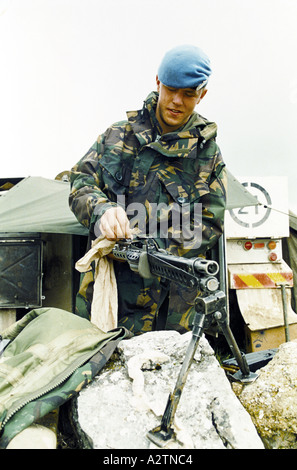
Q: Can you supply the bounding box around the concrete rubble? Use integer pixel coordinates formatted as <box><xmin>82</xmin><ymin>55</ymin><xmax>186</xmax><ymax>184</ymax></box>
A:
<box><xmin>234</xmin><ymin>340</ymin><xmax>297</xmax><ymax>449</ymax></box>
<box><xmin>75</xmin><ymin>330</ymin><xmax>264</xmax><ymax>449</ymax></box>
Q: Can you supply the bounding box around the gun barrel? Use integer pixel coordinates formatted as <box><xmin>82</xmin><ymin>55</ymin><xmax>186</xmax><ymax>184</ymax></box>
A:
<box><xmin>153</xmin><ymin>252</ymin><xmax>219</xmax><ymax>275</ymax></box>
<box><xmin>112</xmin><ymin>240</ymin><xmax>220</xmax><ymax>292</ymax></box>
<box><xmin>193</xmin><ymin>258</ymin><xmax>219</xmax><ymax>276</ymax></box>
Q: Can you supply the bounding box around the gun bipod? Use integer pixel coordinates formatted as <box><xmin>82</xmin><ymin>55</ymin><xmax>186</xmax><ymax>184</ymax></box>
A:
<box><xmin>147</xmin><ymin>289</ymin><xmax>258</xmax><ymax>448</ymax></box>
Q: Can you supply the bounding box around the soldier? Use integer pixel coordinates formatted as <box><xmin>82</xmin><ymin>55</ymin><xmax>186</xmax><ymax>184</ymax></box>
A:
<box><xmin>69</xmin><ymin>44</ymin><xmax>227</xmax><ymax>334</ymax></box>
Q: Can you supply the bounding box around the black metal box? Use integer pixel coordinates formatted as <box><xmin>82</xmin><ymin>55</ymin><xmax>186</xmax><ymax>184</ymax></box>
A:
<box><xmin>0</xmin><ymin>233</ymin><xmax>43</xmax><ymax>308</ymax></box>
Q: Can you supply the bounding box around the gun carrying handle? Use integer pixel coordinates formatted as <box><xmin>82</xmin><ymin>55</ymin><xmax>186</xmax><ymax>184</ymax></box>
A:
<box><xmin>138</xmin><ymin>251</ymin><xmax>155</xmax><ymax>279</ymax></box>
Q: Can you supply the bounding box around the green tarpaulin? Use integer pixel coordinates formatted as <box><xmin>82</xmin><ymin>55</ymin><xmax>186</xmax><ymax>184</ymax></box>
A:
<box><xmin>0</xmin><ymin>170</ymin><xmax>258</xmax><ymax>235</ymax></box>
<box><xmin>0</xmin><ymin>177</ymin><xmax>88</xmax><ymax>235</ymax></box>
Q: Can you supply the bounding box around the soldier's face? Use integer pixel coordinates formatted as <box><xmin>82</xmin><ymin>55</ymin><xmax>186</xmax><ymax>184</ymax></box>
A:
<box><xmin>155</xmin><ymin>77</ymin><xmax>207</xmax><ymax>134</ymax></box>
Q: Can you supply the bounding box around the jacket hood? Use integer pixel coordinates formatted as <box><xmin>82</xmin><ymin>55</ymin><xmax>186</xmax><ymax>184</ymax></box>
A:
<box><xmin>126</xmin><ymin>91</ymin><xmax>218</xmax><ymax>157</ymax></box>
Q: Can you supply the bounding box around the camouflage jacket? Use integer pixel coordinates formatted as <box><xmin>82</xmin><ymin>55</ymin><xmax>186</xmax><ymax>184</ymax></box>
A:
<box><xmin>69</xmin><ymin>92</ymin><xmax>227</xmax><ymax>334</ymax></box>
<box><xmin>69</xmin><ymin>91</ymin><xmax>227</xmax><ymax>258</ymax></box>
<box><xmin>0</xmin><ymin>307</ymin><xmax>130</xmax><ymax>448</ymax></box>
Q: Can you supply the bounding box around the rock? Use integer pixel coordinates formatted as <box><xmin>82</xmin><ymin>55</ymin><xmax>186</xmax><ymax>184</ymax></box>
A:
<box><xmin>75</xmin><ymin>330</ymin><xmax>264</xmax><ymax>449</ymax></box>
<box><xmin>235</xmin><ymin>340</ymin><xmax>297</xmax><ymax>449</ymax></box>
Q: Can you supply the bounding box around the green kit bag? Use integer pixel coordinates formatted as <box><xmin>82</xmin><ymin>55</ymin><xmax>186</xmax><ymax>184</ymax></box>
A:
<box><xmin>0</xmin><ymin>307</ymin><xmax>131</xmax><ymax>448</ymax></box>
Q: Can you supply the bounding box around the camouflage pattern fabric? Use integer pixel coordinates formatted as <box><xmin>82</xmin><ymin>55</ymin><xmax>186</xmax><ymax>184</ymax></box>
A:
<box><xmin>69</xmin><ymin>91</ymin><xmax>227</xmax><ymax>334</ymax></box>
<box><xmin>0</xmin><ymin>307</ymin><xmax>131</xmax><ymax>448</ymax></box>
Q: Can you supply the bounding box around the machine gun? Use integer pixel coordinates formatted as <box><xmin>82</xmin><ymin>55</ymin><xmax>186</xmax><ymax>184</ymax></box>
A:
<box><xmin>112</xmin><ymin>238</ymin><xmax>258</xmax><ymax>448</ymax></box>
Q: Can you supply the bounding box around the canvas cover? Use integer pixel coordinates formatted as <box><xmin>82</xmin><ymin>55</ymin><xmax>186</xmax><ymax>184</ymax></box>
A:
<box><xmin>0</xmin><ymin>177</ymin><xmax>88</xmax><ymax>235</ymax></box>
<box><xmin>0</xmin><ymin>171</ymin><xmax>258</xmax><ymax>235</ymax></box>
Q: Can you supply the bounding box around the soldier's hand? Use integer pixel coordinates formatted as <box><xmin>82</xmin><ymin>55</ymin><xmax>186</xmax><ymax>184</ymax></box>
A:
<box><xmin>99</xmin><ymin>206</ymin><xmax>132</xmax><ymax>240</ymax></box>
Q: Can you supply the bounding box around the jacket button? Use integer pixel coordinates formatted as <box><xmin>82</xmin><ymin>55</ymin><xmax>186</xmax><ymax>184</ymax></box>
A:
<box><xmin>177</xmin><ymin>196</ymin><xmax>187</xmax><ymax>204</ymax></box>
<box><xmin>115</xmin><ymin>171</ymin><xmax>123</xmax><ymax>182</ymax></box>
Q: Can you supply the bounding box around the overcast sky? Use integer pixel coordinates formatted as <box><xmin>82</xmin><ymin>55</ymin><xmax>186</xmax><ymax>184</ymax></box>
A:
<box><xmin>1</xmin><ymin>0</ymin><xmax>297</xmax><ymax>216</ymax></box>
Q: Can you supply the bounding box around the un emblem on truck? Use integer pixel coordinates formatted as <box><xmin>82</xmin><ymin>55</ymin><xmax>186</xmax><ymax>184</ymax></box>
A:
<box><xmin>229</xmin><ymin>182</ymin><xmax>272</xmax><ymax>228</ymax></box>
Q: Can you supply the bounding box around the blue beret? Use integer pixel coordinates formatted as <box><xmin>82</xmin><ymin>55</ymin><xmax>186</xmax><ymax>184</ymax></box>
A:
<box><xmin>158</xmin><ymin>45</ymin><xmax>212</xmax><ymax>90</ymax></box>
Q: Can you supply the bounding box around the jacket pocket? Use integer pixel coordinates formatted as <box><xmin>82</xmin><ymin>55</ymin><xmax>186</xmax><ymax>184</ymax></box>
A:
<box><xmin>98</xmin><ymin>154</ymin><xmax>132</xmax><ymax>199</ymax></box>
<box><xmin>156</xmin><ymin>171</ymin><xmax>205</xmax><ymax>252</ymax></box>
<box><xmin>157</xmin><ymin>170</ymin><xmax>209</xmax><ymax>206</ymax></box>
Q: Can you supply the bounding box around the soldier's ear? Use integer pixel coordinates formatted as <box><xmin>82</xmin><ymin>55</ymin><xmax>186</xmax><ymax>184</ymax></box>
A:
<box><xmin>156</xmin><ymin>75</ymin><xmax>161</xmax><ymax>91</ymax></box>
<box><xmin>200</xmin><ymin>88</ymin><xmax>208</xmax><ymax>100</ymax></box>
<box><xmin>195</xmin><ymin>87</ymin><xmax>208</xmax><ymax>107</ymax></box>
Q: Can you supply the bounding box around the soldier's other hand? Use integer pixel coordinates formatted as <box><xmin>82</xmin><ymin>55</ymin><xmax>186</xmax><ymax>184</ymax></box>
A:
<box><xmin>99</xmin><ymin>206</ymin><xmax>132</xmax><ymax>240</ymax></box>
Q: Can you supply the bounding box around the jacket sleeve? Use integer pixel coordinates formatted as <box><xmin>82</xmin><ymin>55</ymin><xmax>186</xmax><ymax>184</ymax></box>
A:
<box><xmin>69</xmin><ymin>132</ymin><xmax>117</xmax><ymax>235</ymax></box>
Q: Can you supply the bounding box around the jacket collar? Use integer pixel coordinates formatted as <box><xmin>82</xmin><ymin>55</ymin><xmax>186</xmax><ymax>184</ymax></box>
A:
<box><xmin>126</xmin><ymin>91</ymin><xmax>218</xmax><ymax>154</ymax></box>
